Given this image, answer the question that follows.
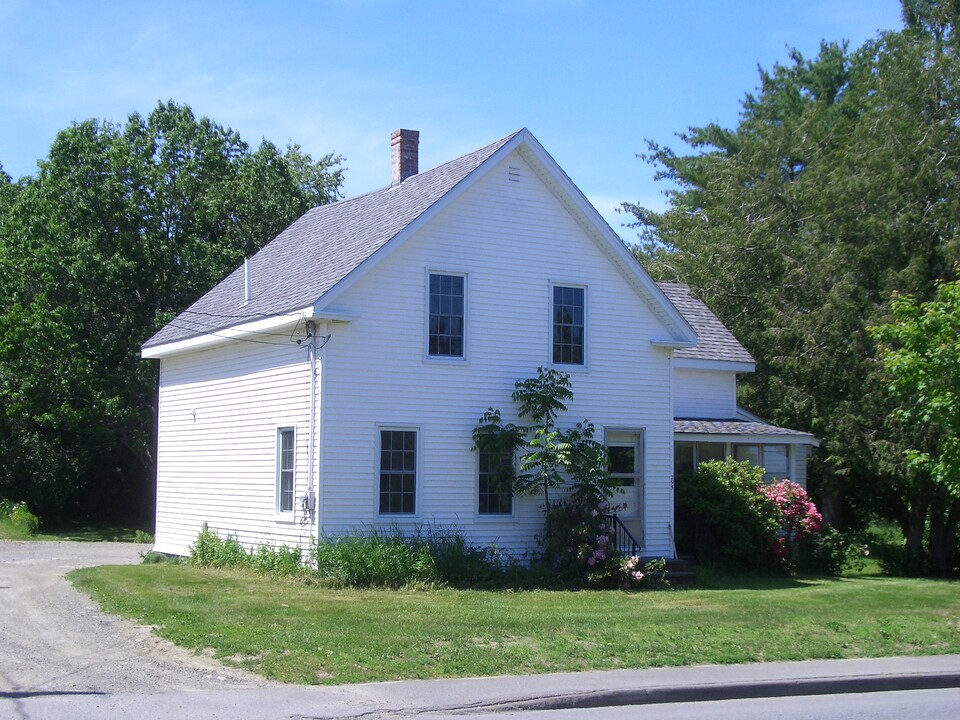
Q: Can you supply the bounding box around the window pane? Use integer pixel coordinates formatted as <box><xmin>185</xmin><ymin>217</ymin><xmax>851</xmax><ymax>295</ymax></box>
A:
<box><xmin>428</xmin><ymin>273</ymin><xmax>464</xmax><ymax>358</ymax></box>
<box><xmin>553</xmin><ymin>285</ymin><xmax>584</xmax><ymax>365</ymax></box>
<box><xmin>734</xmin><ymin>444</ymin><xmax>761</xmax><ymax>466</ymax></box>
<box><xmin>675</xmin><ymin>442</ymin><xmax>695</xmax><ymax>477</ymax></box>
<box><xmin>697</xmin><ymin>442</ymin><xmax>725</xmax><ymax>463</ymax></box>
<box><xmin>608</xmin><ymin>446</ymin><xmax>635</xmax><ymax>474</ymax></box>
<box><xmin>762</xmin><ymin>445</ymin><xmax>789</xmax><ymax>479</ymax></box>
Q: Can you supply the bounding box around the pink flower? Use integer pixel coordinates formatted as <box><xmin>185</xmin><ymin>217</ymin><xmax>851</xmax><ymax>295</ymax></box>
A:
<box><xmin>587</xmin><ymin>556</ymin><xmax>596</xmax><ymax>566</ymax></box>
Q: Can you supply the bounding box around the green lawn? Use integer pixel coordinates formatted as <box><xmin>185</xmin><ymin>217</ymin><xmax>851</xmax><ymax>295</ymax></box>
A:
<box><xmin>69</xmin><ymin>564</ymin><xmax>960</xmax><ymax>685</ymax></box>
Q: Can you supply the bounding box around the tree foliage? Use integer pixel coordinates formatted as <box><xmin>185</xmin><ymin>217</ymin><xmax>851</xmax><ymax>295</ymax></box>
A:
<box><xmin>626</xmin><ymin>0</ymin><xmax>960</xmax><ymax>573</ymax></box>
<box><xmin>0</xmin><ymin>101</ymin><xmax>343</xmax><ymax>524</ymax></box>
<box><xmin>871</xmin><ymin>280</ymin><xmax>960</xmax><ymax>574</ymax></box>
<box><xmin>472</xmin><ymin>368</ymin><xmax>614</xmax><ymax>537</ymax></box>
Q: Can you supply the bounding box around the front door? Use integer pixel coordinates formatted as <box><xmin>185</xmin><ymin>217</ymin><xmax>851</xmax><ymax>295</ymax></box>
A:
<box><xmin>605</xmin><ymin>430</ymin><xmax>644</xmax><ymax>545</ymax></box>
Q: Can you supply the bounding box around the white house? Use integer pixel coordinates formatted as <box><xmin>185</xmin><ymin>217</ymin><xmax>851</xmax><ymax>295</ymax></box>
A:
<box><xmin>142</xmin><ymin>128</ymin><xmax>817</xmax><ymax>559</ymax></box>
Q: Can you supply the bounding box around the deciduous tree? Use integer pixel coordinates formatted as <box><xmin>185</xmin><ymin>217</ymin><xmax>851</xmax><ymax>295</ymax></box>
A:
<box><xmin>0</xmin><ymin>101</ymin><xmax>343</xmax><ymax>524</ymax></box>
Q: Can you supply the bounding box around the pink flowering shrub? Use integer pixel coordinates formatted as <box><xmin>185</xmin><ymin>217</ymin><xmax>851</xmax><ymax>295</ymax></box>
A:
<box><xmin>541</xmin><ymin>499</ymin><xmax>618</xmax><ymax>582</ymax></box>
<box><xmin>762</xmin><ymin>480</ymin><xmax>822</xmax><ymax>538</ymax></box>
<box><xmin>619</xmin><ymin>556</ymin><xmax>667</xmax><ymax>589</ymax></box>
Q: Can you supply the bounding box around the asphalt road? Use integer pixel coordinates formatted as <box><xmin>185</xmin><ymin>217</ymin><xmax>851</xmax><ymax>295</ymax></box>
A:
<box><xmin>0</xmin><ymin>540</ymin><xmax>269</xmax><ymax>697</ymax></box>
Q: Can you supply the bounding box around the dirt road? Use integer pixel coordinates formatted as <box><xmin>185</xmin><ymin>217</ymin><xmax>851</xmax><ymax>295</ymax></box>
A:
<box><xmin>0</xmin><ymin>540</ymin><xmax>268</xmax><ymax>695</ymax></box>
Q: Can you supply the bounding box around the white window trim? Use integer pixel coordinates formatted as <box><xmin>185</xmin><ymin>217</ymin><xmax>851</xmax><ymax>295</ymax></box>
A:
<box><xmin>376</xmin><ymin>425</ymin><xmax>421</xmax><ymax>517</ymax></box>
<box><xmin>475</xmin><ymin>448</ymin><xmax>515</xmax><ymax>518</ymax></box>
<box><xmin>275</xmin><ymin>426</ymin><xmax>297</xmax><ymax>518</ymax></box>
<box><xmin>549</xmin><ymin>281</ymin><xmax>589</xmax><ymax>369</ymax></box>
<box><xmin>424</xmin><ymin>269</ymin><xmax>468</xmax><ymax>363</ymax></box>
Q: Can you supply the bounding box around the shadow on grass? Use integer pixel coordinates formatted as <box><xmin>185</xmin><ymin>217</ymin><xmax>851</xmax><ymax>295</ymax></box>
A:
<box><xmin>688</xmin><ymin>569</ymin><xmax>828</xmax><ymax>591</ymax></box>
<box><xmin>35</xmin><ymin>522</ymin><xmax>151</xmax><ymax>543</ymax></box>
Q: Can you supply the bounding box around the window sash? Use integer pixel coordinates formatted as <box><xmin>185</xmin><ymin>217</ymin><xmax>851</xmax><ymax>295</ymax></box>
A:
<box><xmin>553</xmin><ymin>285</ymin><xmax>584</xmax><ymax>364</ymax></box>
<box><xmin>379</xmin><ymin>430</ymin><xmax>417</xmax><ymax>514</ymax></box>
<box><xmin>478</xmin><ymin>450</ymin><xmax>513</xmax><ymax>515</ymax></box>
<box><xmin>277</xmin><ymin>428</ymin><xmax>295</xmax><ymax>514</ymax></box>
<box><xmin>428</xmin><ymin>273</ymin><xmax>464</xmax><ymax>357</ymax></box>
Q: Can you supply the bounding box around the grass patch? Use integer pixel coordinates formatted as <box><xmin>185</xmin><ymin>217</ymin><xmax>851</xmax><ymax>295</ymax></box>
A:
<box><xmin>69</xmin><ymin>564</ymin><xmax>960</xmax><ymax>685</ymax></box>
<box><xmin>23</xmin><ymin>522</ymin><xmax>153</xmax><ymax>543</ymax></box>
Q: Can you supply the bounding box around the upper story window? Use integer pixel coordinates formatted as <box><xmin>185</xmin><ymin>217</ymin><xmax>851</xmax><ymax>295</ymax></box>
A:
<box><xmin>553</xmin><ymin>285</ymin><xmax>585</xmax><ymax>365</ymax></box>
<box><xmin>428</xmin><ymin>273</ymin><xmax>465</xmax><ymax>358</ymax></box>
<box><xmin>276</xmin><ymin>428</ymin><xmax>295</xmax><ymax>514</ymax></box>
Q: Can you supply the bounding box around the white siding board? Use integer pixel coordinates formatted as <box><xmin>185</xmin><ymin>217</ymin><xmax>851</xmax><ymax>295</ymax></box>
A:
<box><xmin>154</xmin><ymin>338</ymin><xmax>316</xmax><ymax>555</ymax></box>
<box><xmin>673</xmin><ymin>368</ymin><xmax>738</xmax><ymax>419</ymax></box>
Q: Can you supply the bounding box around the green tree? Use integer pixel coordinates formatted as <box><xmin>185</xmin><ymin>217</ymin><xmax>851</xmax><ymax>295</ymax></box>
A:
<box><xmin>871</xmin><ymin>279</ymin><xmax>960</xmax><ymax>575</ymax></box>
<box><xmin>625</xmin><ymin>0</ymin><xmax>960</xmax><ymax>573</ymax></box>
<box><xmin>0</xmin><ymin>101</ymin><xmax>343</xmax><ymax>524</ymax></box>
<box><xmin>473</xmin><ymin>368</ymin><xmax>613</xmax><ymax>543</ymax></box>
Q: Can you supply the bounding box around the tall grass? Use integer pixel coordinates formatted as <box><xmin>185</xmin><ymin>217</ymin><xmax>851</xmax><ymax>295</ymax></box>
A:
<box><xmin>187</xmin><ymin>526</ymin><xmax>506</xmax><ymax>589</ymax></box>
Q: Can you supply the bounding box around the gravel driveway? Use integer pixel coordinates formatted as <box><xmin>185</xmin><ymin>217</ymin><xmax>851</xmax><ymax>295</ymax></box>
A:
<box><xmin>0</xmin><ymin>540</ymin><xmax>270</xmax><ymax>696</ymax></box>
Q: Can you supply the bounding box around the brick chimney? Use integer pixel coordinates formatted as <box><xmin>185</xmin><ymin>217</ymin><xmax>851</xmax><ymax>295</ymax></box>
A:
<box><xmin>391</xmin><ymin>129</ymin><xmax>419</xmax><ymax>185</ymax></box>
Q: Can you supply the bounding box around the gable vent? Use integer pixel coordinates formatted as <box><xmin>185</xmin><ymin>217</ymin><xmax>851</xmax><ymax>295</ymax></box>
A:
<box><xmin>508</xmin><ymin>165</ymin><xmax>521</xmax><ymax>182</ymax></box>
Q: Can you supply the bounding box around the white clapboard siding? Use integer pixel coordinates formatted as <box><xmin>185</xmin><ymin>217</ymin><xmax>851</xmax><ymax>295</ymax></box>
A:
<box><xmin>673</xmin><ymin>368</ymin><xmax>738</xmax><ymax>419</ymax></box>
<box><xmin>316</xmin><ymin>149</ymin><xmax>677</xmax><ymax>557</ymax></box>
<box><xmin>153</xmin><ymin>338</ymin><xmax>316</xmax><ymax>556</ymax></box>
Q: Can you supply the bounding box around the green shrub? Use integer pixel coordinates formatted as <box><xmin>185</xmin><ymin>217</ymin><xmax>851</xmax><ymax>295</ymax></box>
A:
<box><xmin>419</xmin><ymin>527</ymin><xmax>505</xmax><ymax>587</ymax></box>
<box><xmin>540</xmin><ymin>499</ymin><xmax>618</xmax><ymax>585</ymax></box>
<box><xmin>134</xmin><ymin>529</ymin><xmax>154</xmax><ymax>544</ymax></box>
<box><xmin>311</xmin><ymin>533</ymin><xmax>437</xmax><ymax>589</ymax></box>
<box><xmin>189</xmin><ymin>528</ymin><xmax>250</xmax><ymax>569</ymax></box>
<box><xmin>797</xmin><ymin>526</ymin><xmax>868</xmax><ymax>576</ymax></box>
<box><xmin>0</xmin><ymin>499</ymin><xmax>40</xmax><ymax>538</ymax></box>
<box><xmin>675</xmin><ymin>460</ymin><xmax>781</xmax><ymax>572</ymax></box>
<box><xmin>867</xmin><ymin>523</ymin><xmax>908</xmax><ymax>576</ymax></box>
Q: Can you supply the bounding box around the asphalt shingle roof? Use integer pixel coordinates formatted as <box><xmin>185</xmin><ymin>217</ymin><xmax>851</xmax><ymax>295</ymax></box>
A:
<box><xmin>144</xmin><ymin>130</ymin><xmax>522</xmax><ymax>349</ymax></box>
<box><xmin>656</xmin><ymin>283</ymin><xmax>754</xmax><ymax>365</ymax></box>
<box><xmin>674</xmin><ymin>419</ymin><xmax>816</xmax><ymax>438</ymax></box>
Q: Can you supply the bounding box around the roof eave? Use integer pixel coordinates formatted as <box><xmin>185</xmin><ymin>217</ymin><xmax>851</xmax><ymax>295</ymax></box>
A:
<box><xmin>674</xmin><ymin>357</ymin><xmax>756</xmax><ymax>372</ymax></box>
<box><xmin>141</xmin><ymin>306</ymin><xmax>352</xmax><ymax>359</ymax></box>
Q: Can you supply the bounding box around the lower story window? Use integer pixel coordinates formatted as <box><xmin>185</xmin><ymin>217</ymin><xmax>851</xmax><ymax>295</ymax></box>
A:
<box><xmin>674</xmin><ymin>441</ymin><xmax>724</xmax><ymax>477</ymax></box>
<box><xmin>277</xmin><ymin>428</ymin><xmax>295</xmax><ymax>514</ymax></box>
<box><xmin>734</xmin><ymin>444</ymin><xmax>789</xmax><ymax>481</ymax></box>
<box><xmin>379</xmin><ymin>429</ymin><xmax>417</xmax><ymax>514</ymax></box>
<box><xmin>478</xmin><ymin>451</ymin><xmax>513</xmax><ymax>515</ymax></box>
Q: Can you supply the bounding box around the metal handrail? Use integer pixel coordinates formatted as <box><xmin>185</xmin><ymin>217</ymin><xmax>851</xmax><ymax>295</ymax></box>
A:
<box><xmin>604</xmin><ymin>513</ymin><xmax>642</xmax><ymax>557</ymax></box>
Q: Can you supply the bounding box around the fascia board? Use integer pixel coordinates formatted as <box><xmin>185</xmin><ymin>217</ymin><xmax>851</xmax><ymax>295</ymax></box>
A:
<box><xmin>141</xmin><ymin>306</ymin><xmax>315</xmax><ymax>359</ymax></box>
<box><xmin>516</xmin><ymin>133</ymin><xmax>698</xmax><ymax>346</ymax></box>
<box><xmin>674</xmin><ymin>431</ymin><xmax>819</xmax><ymax>446</ymax></box>
<box><xmin>674</xmin><ymin>357</ymin><xmax>756</xmax><ymax>373</ymax></box>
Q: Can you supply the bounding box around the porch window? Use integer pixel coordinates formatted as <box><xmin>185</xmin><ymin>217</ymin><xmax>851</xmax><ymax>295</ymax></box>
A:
<box><xmin>674</xmin><ymin>441</ymin><xmax>724</xmax><ymax>477</ymax></box>
<box><xmin>735</xmin><ymin>443</ymin><xmax>789</xmax><ymax>481</ymax></box>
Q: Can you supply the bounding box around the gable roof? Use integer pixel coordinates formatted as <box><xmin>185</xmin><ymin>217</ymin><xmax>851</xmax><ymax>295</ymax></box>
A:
<box><xmin>143</xmin><ymin>128</ymin><xmax>697</xmax><ymax>356</ymax></box>
<box><xmin>656</xmin><ymin>283</ymin><xmax>754</xmax><ymax>368</ymax></box>
<box><xmin>143</xmin><ymin>131</ymin><xmax>521</xmax><ymax>350</ymax></box>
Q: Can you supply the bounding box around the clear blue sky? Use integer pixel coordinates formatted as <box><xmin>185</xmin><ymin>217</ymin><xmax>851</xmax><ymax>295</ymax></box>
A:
<box><xmin>1</xmin><ymin>0</ymin><xmax>904</xmax><ymax>239</ymax></box>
